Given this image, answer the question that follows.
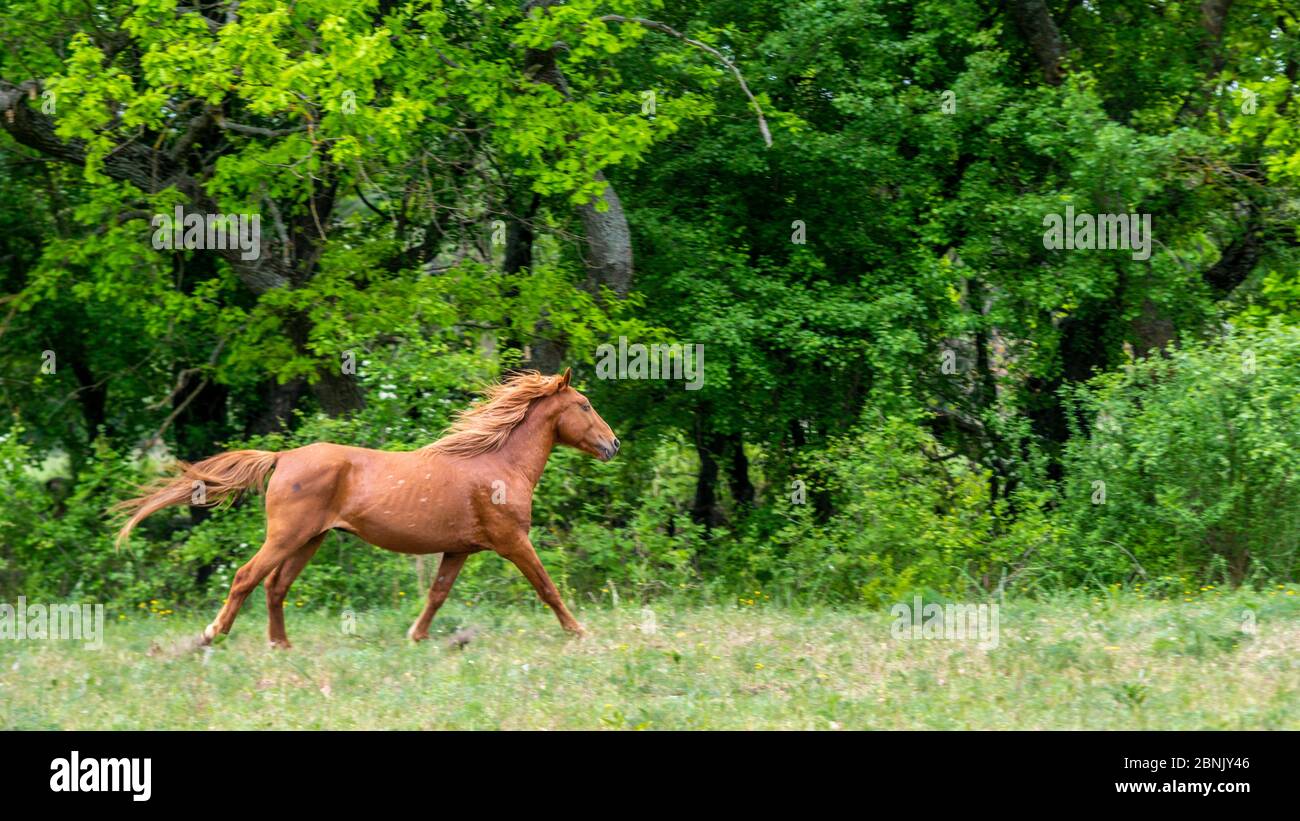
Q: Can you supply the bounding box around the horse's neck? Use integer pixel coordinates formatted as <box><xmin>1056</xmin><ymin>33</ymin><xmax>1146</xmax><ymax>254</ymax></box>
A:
<box><xmin>496</xmin><ymin>401</ymin><xmax>557</xmax><ymax>486</ymax></box>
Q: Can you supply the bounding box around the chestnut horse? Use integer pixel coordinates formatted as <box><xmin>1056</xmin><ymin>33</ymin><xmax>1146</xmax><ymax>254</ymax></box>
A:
<box><xmin>113</xmin><ymin>368</ymin><xmax>619</xmax><ymax>647</ymax></box>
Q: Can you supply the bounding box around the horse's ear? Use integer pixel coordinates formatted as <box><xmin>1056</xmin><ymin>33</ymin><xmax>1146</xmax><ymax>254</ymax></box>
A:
<box><xmin>556</xmin><ymin>367</ymin><xmax>572</xmax><ymax>391</ymax></box>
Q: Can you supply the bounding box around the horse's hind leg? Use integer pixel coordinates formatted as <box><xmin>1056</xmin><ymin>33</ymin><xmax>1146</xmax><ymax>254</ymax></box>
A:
<box><xmin>265</xmin><ymin>534</ymin><xmax>326</xmax><ymax>649</ymax></box>
<box><xmin>407</xmin><ymin>552</ymin><xmax>468</xmax><ymax>642</ymax></box>
<box><xmin>201</xmin><ymin>530</ymin><xmax>319</xmax><ymax>644</ymax></box>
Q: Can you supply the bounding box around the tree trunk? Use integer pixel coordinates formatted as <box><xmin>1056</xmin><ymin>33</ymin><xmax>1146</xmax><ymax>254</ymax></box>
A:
<box><xmin>246</xmin><ymin>377</ymin><xmax>307</xmax><ymax>436</ymax></box>
<box><xmin>523</xmin><ymin>2</ymin><xmax>636</xmax><ymax>303</ymax></box>
<box><xmin>691</xmin><ymin>420</ymin><xmax>727</xmax><ymax>528</ymax></box>
<box><xmin>1007</xmin><ymin>0</ymin><xmax>1068</xmax><ymax>85</ymax></box>
<box><xmin>579</xmin><ymin>170</ymin><xmax>634</xmax><ymax>298</ymax></box>
<box><xmin>726</xmin><ymin>433</ymin><xmax>755</xmax><ymax>510</ymax></box>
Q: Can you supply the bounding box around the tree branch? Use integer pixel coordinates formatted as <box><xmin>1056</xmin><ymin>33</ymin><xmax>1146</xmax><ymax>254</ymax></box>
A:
<box><xmin>599</xmin><ymin>14</ymin><xmax>772</xmax><ymax>147</ymax></box>
<box><xmin>1</xmin><ymin>78</ymin><xmax>293</xmax><ymax>293</ymax></box>
<box><xmin>216</xmin><ymin>118</ymin><xmax>309</xmax><ymax>138</ymax></box>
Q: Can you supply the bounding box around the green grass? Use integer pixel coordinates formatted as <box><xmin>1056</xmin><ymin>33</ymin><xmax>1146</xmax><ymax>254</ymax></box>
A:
<box><xmin>3</xmin><ymin>588</ymin><xmax>1300</xmax><ymax>729</ymax></box>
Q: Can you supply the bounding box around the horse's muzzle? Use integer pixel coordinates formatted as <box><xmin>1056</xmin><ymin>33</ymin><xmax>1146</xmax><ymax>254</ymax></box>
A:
<box><xmin>599</xmin><ymin>437</ymin><xmax>621</xmax><ymax>461</ymax></box>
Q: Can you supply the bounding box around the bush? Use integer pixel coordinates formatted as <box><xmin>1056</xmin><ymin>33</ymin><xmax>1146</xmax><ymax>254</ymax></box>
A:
<box><xmin>1056</xmin><ymin>322</ymin><xmax>1300</xmax><ymax>587</ymax></box>
<box><xmin>740</xmin><ymin>416</ymin><xmax>1017</xmax><ymax>605</ymax></box>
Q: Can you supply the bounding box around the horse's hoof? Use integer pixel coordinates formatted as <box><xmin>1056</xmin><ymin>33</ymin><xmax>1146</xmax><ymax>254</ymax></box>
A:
<box><xmin>199</xmin><ymin>623</ymin><xmax>218</xmax><ymax>646</ymax></box>
<box><xmin>269</xmin><ymin>639</ymin><xmax>292</xmax><ymax>650</ymax></box>
<box><xmin>567</xmin><ymin>623</ymin><xmax>588</xmax><ymax>639</ymax></box>
<box><xmin>407</xmin><ymin>627</ymin><xmax>428</xmax><ymax>643</ymax></box>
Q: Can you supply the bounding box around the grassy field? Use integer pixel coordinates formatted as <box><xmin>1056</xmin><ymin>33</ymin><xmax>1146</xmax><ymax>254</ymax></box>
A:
<box><xmin>3</xmin><ymin>588</ymin><xmax>1299</xmax><ymax>730</ymax></box>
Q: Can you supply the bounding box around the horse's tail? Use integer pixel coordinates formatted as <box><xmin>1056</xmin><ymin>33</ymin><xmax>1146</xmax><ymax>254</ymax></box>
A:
<box><xmin>111</xmin><ymin>450</ymin><xmax>279</xmax><ymax>549</ymax></box>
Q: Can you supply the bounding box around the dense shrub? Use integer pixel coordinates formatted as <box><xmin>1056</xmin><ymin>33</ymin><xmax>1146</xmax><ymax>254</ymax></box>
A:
<box><xmin>1056</xmin><ymin>322</ymin><xmax>1300</xmax><ymax>588</ymax></box>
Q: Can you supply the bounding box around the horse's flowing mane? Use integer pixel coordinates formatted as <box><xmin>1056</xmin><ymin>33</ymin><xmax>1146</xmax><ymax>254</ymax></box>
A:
<box><xmin>424</xmin><ymin>371</ymin><xmax>564</xmax><ymax>457</ymax></box>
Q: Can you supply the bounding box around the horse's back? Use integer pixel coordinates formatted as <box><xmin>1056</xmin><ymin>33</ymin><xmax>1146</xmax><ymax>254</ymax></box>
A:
<box><xmin>269</xmin><ymin>443</ymin><xmax>476</xmax><ymax>553</ymax></box>
<box><xmin>268</xmin><ymin>442</ymin><xmax>406</xmax><ymax>497</ymax></box>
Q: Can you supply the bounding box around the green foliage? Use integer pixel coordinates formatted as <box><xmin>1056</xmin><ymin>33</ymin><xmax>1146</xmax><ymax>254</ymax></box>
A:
<box><xmin>730</xmin><ymin>415</ymin><xmax>1064</xmax><ymax>605</ymax></box>
<box><xmin>742</xmin><ymin>418</ymin><xmax>996</xmax><ymax>603</ymax></box>
<box><xmin>2</xmin><ymin>0</ymin><xmax>1298</xmax><ymax>614</ymax></box>
<box><xmin>1057</xmin><ymin>323</ymin><xmax>1300</xmax><ymax>586</ymax></box>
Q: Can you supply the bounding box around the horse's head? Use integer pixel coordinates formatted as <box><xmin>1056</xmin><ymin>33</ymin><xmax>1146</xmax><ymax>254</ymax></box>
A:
<box><xmin>551</xmin><ymin>368</ymin><xmax>620</xmax><ymax>461</ymax></box>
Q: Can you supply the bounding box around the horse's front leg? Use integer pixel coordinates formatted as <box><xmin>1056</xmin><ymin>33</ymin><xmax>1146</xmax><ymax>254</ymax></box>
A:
<box><xmin>498</xmin><ymin>534</ymin><xmax>585</xmax><ymax>637</ymax></box>
<box><xmin>407</xmin><ymin>552</ymin><xmax>468</xmax><ymax>642</ymax></box>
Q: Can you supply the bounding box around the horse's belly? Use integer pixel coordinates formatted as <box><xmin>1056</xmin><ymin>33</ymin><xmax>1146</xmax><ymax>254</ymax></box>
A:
<box><xmin>329</xmin><ymin>454</ymin><xmax>484</xmax><ymax>554</ymax></box>
<box><xmin>337</xmin><ymin>520</ymin><xmax>462</xmax><ymax>555</ymax></box>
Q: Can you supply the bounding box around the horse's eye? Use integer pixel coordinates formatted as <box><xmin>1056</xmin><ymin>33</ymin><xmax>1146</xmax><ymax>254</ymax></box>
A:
<box><xmin>581</xmin><ymin>404</ymin><xmax>591</xmax><ymax>412</ymax></box>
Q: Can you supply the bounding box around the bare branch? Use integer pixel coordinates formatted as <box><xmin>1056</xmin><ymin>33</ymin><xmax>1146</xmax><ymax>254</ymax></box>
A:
<box><xmin>216</xmin><ymin>118</ymin><xmax>309</xmax><ymax>138</ymax></box>
<box><xmin>598</xmin><ymin>15</ymin><xmax>772</xmax><ymax>147</ymax></box>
